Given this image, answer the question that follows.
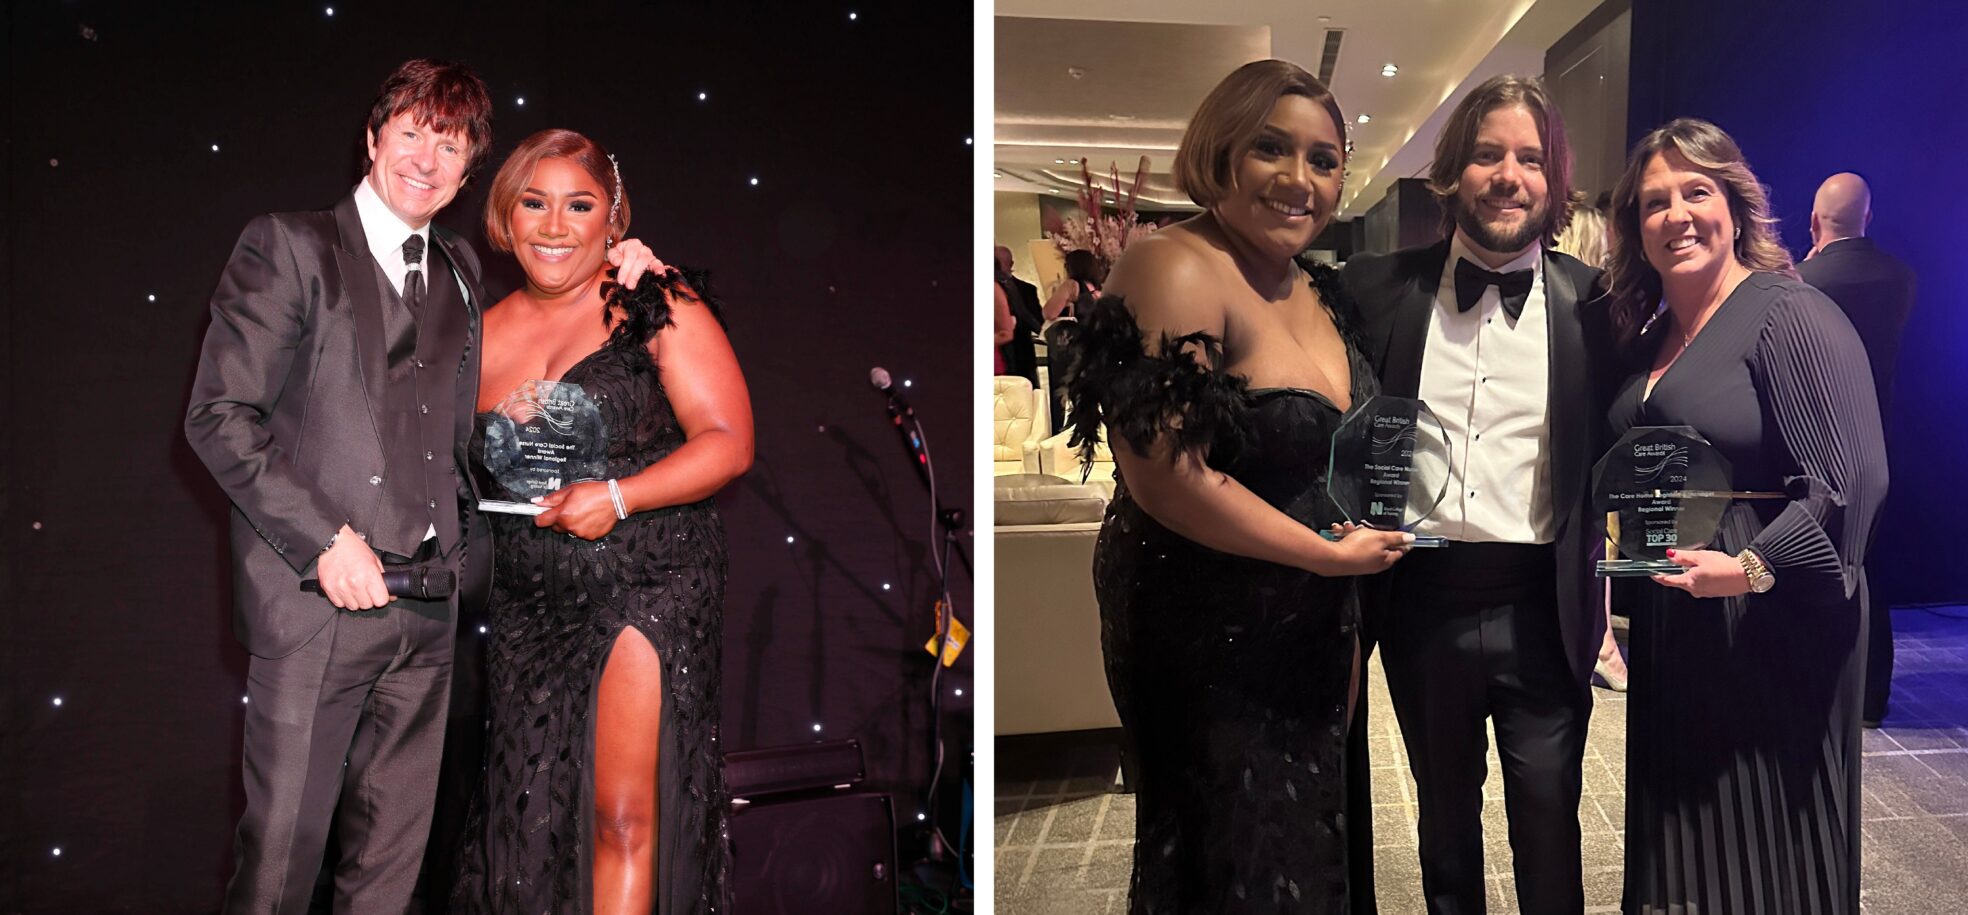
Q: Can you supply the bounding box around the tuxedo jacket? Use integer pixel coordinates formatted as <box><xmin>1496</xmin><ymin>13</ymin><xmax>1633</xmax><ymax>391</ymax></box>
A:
<box><xmin>186</xmin><ymin>194</ymin><xmax>492</xmax><ymax>658</ymax></box>
<box><xmin>1341</xmin><ymin>239</ymin><xmax>1618</xmax><ymax>682</ymax></box>
<box><xmin>1797</xmin><ymin>236</ymin><xmax>1917</xmax><ymax>421</ymax></box>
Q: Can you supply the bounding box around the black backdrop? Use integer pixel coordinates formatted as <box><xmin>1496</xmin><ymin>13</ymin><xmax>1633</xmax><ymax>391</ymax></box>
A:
<box><xmin>0</xmin><ymin>2</ymin><xmax>974</xmax><ymax>910</ymax></box>
<box><xmin>1628</xmin><ymin>0</ymin><xmax>1968</xmax><ymax>607</ymax></box>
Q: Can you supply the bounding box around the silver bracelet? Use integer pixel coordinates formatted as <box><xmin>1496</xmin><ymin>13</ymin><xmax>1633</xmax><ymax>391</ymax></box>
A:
<box><xmin>607</xmin><ymin>478</ymin><xmax>628</xmax><ymax>520</ymax></box>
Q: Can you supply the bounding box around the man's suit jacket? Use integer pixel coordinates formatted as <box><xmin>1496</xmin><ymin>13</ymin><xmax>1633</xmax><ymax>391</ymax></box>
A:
<box><xmin>1798</xmin><ymin>236</ymin><xmax>1916</xmax><ymax>422</ymax></box>
<box><xmin>1005</xmin><ymin>275</ymin><xmax>1043</xmax><ymax>336</ymax></box>
<box><xmin>1341</xmin><ymin>240</ymin><xmax>1618</xmax><ymax>682</ymax></box>
<box><xmin>186</xmin><ymin>195</ymin><xmax>491</xmax><ymax>659</ymax></box>
<box><xmin>999</xmin><ymin>274</ymin><xmax>1044</xmax><ymax>384</ymax></box>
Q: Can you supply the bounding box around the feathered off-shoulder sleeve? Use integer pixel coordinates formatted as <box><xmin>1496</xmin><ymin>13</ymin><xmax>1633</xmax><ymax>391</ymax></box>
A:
<box><xmin>1746</xmin><ymin>282</ymin><xmax>1888</xmax><ymax>603</ymax></box>
<box><xmin>1058</xmin><ymin>292</ymin><xmax>1254</xmax><ymax>473</ymax></box>
<box><xmin>602</xmin><ymin>265</ymin><xmax>727</xmax><ymax>360</ymax></box>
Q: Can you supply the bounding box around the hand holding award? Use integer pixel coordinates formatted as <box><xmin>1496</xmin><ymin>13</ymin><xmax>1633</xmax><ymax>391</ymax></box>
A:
<box><xmin>1323</xmin><ymin>395</ymin><xmax>1453</xmax><ymax>548</ymax></box>
<box><xmin>1592</xmin><ymin>426</ymin><xmax>1782</xmax><ymax>576</ymax></box>
<box><xmin>477</xmin><ymin>380</ymin><xmax>610</xmax><ymax>515</ymax></box>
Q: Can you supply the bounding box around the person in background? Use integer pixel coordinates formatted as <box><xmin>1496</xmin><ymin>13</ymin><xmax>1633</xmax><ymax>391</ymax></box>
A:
<box><xmin>996</xmin><ymin>244</ymin><xmax>1043</xmax><ymax>387</ymax></box>
<box><xmin>1045</xmin><ymin>247</ymin><xmax>1106</xmax><ymax>321</ymax></box>
<box><xmin>994</xmin><ymin>270</ymin><xmax>1016</xmax><ymax>375</ymax></box>
<box><xmin>1552</xmin><ymin>199</ymin><xmax>1630</xmax><ymax>693</ymax></box>
<box><xmin>1798</xmin><ymin>171</ymin><xmax>1916</xmax><ymax>728</ymax></box>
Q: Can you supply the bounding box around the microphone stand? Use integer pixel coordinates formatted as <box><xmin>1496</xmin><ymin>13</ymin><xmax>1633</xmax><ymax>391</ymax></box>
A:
<box><xmin>884</xmin><ymin>397</ymin><xmax>972</xmax><ymax>575</ymax></box>
<box><xmin>880</xmin><ymin>389</ymin><xmax>967</xmax><ymax>867</ymax></box>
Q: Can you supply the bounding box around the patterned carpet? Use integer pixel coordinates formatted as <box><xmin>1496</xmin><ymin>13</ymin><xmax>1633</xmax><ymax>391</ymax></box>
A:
<box><xmin>995</xmin><ymin>607</ymin><xmax>1968</xmax><ymax>914</ymax></box>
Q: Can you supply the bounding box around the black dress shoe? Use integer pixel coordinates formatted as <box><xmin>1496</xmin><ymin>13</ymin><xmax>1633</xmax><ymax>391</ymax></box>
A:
<box><xmin>1862</xmin><ymin>717</ymin><xmax>1883</xmax><ymax>729</ymax></box>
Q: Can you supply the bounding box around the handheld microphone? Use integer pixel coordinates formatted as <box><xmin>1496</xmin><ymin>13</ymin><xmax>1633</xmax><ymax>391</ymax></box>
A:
<box><xmin>868</xmin><ymin>366</ymin><xmax>913</xmax><ymax>415</ymax></box>
<box><xmin>301</xmin><ymin>567</ymin><xmax>458</xmax><ymax>601</ymax></box>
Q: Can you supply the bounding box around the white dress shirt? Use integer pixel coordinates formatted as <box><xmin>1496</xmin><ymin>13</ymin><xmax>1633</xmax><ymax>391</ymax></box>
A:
<box><xmin>351</xmin><ymin>178</ymin><xmax>443</xmax><ymax>543</ymax></box>
<box><xmin>353</xmin><ymin>178</ymin><xmax>429</xmax><ymax>297</ymax></box>
<box><xmin>1411</xmin><ymin>235</ymin><xmax>1555</xmax><ymax>544</ymax></box>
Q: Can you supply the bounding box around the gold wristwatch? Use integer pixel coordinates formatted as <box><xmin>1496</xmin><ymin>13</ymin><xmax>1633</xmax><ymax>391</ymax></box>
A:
<box><xmin>1737</xmin><ymin>549</ymin><xmax>1775</xmax><ymax>593</ymax></box>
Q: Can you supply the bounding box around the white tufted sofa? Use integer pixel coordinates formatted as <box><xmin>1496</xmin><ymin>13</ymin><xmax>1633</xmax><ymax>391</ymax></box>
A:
<box><xmin>992</xmin><ymin>375</ymin><xmax>1048</xmax><ymax>476</ymax></box>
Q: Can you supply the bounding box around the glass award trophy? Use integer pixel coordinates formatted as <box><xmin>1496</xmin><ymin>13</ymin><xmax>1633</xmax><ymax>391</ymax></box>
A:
<box><xmin>476</xmin><ymin>380</ymin><xmax>609</xmax><ymax>515</ymax></box>
<box><xmin>1592</xmin><ymin>425</ymin><xmax>1783</xmax><ymax>576</ymax></box>
<box><xmin>1322</xmin><ymin>395</ymin><xmax>1453</xmax><ymax>548</ymax></box>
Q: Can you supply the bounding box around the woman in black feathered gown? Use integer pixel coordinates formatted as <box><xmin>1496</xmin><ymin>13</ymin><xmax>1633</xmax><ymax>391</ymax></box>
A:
<box><xmin>1062</xmin><ymin>60</ymin><xmax>1412</xmax><ymax>914</ymax></box>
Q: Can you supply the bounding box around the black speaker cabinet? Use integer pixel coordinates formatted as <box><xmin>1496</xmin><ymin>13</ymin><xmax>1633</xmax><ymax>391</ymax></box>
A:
<box><xmin>729</xmin><ymin>791</ymin><xmax>896</xmax><ymax>915</ymax></box>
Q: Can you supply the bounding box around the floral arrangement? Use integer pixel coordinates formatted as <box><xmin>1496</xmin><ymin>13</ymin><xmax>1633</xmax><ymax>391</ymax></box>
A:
<box><xmin>1043</xmin><ymin>156</ymin><xmax>1159</xmax><ymax>272</ymax></box>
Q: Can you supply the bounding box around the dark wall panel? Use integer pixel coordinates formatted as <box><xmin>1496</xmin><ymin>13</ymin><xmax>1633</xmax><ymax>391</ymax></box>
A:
<box><xmin>1627</xmin><ymin>0</ymin><xmax>1968</xmax><ymax>606</ymax></box>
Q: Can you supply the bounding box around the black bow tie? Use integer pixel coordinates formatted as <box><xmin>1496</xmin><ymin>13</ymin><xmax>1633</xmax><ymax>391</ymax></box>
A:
<box><xmin>1454</xmin><ymin>257</ymin><xmax>1534</xmax><ymax>319</ymax></box>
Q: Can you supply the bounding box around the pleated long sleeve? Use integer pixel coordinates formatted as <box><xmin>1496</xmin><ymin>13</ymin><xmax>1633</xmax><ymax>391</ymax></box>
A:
<box><xmin>1747</xmin><ymin>286</ymin><xmax>1890</xmax><ymax>603</ymax></box>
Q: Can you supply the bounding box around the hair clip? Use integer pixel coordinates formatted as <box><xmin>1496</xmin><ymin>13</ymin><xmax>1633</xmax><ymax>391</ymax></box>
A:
<box><xmin>606</xmin><ymin>153</ymin><xmax>624</xmax><ymax>232</ymax></box>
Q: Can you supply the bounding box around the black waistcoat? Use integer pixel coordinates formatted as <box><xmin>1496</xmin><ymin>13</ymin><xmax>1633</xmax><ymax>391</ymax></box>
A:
<box><xmin>367</xmin><ymin>243</ymin><xmax>470</xmax><ymax>558</ymax></box>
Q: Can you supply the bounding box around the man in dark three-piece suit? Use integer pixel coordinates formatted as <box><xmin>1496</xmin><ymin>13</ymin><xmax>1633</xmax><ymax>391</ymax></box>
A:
<box><xmin>184</xmin><ymin>59</ymin><xmax>499</xmax><ymax>913</ymax></box>
<box><xmin>1798</xmin><ymin>171</ymin><xmax>1918</xmax><ymax>727</ymax></box>
<box><xmin>1342</xmin><ymin>75</ymin><xmax>1619</xmax><ymax>915</ymax></box>
<box><xmin>184</xmin><ymin>59</ymin><xmax>662</xmax><ymax>912</ymax></box>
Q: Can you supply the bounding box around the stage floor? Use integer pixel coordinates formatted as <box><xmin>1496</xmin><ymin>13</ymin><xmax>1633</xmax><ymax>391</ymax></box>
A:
<box><xmin>994</xmin><ymin>606</ymin><xmax>1968</xmax><ymax>913</ymax></box>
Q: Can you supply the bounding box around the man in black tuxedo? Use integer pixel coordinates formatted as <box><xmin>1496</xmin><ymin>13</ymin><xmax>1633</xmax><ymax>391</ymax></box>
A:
<box><xmin>1341</xmin><ymin>75</ymin><xmax>1616</xmax><ymax>914</ymax></box>
<box><xmin>185</xmin><ymin>60</ymin><xmax>661</xmax><ymax>912</ymax></box>
<box><xmin>995</xmin><ymin>244</ymin><xmax>1043</xmax><ymax>388</ymax></box>
<box><xmin>1799</xmin><ymin>171</ymin><xmax>1917</xmax><ymax>727</ymax></box>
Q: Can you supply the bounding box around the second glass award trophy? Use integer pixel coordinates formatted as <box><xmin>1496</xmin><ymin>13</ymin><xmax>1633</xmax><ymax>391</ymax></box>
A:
<box><xmin>1592</xmin><ymin>425</ymin><xmax>1783</xmax><ymax>576</ymax></box>
<box><xmin>1323</xmin><ymin>395</ymin><xmax>1453</xmax><ymax>548</ymax></box>
<box><xmin>477</xmin><ymin>380</ymin><xmax>609</xmax><ymax>515</ymax></box>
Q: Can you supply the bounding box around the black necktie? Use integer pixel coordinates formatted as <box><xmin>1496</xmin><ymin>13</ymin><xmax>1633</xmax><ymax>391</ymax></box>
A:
<box><xmin>1454</xmin><ymin>257</ymin><xmax>1533</xmax><ymax>320</ymax></box>
<box><xmin>401</xmin><ymin>234</ymin><xmax>426</xmax><ymax>316</ymax></box>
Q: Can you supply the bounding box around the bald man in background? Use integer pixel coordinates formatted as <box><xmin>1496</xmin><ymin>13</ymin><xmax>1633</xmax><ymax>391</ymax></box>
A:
<box><xmin>994</xmin><ymin>245</ymin><xmax>1043</xmax><ymax>387</ymax></box>
<box><xmin>1799</xmin><ymin>171</ymin><xmax>1917</xmax><ymax>727</ymax></box>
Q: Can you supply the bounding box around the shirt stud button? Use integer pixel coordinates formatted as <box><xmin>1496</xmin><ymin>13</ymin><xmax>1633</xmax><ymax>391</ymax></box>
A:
<box><xmin>370</xmin><ymin>475</ymin><xmax>383</xmax><ymax>486</ymax></box>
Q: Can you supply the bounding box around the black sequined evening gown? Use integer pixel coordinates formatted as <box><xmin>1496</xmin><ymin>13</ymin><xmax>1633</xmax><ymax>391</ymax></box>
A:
<box><xmin>1067</xmin><ymin>263</ymin><xmax>1377</xmax><ymax>914</ymax></box>
<box><xmin>454</xmin><ymin>333</ymin><xmax>729</xmax><ymax>914</ymax></box>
